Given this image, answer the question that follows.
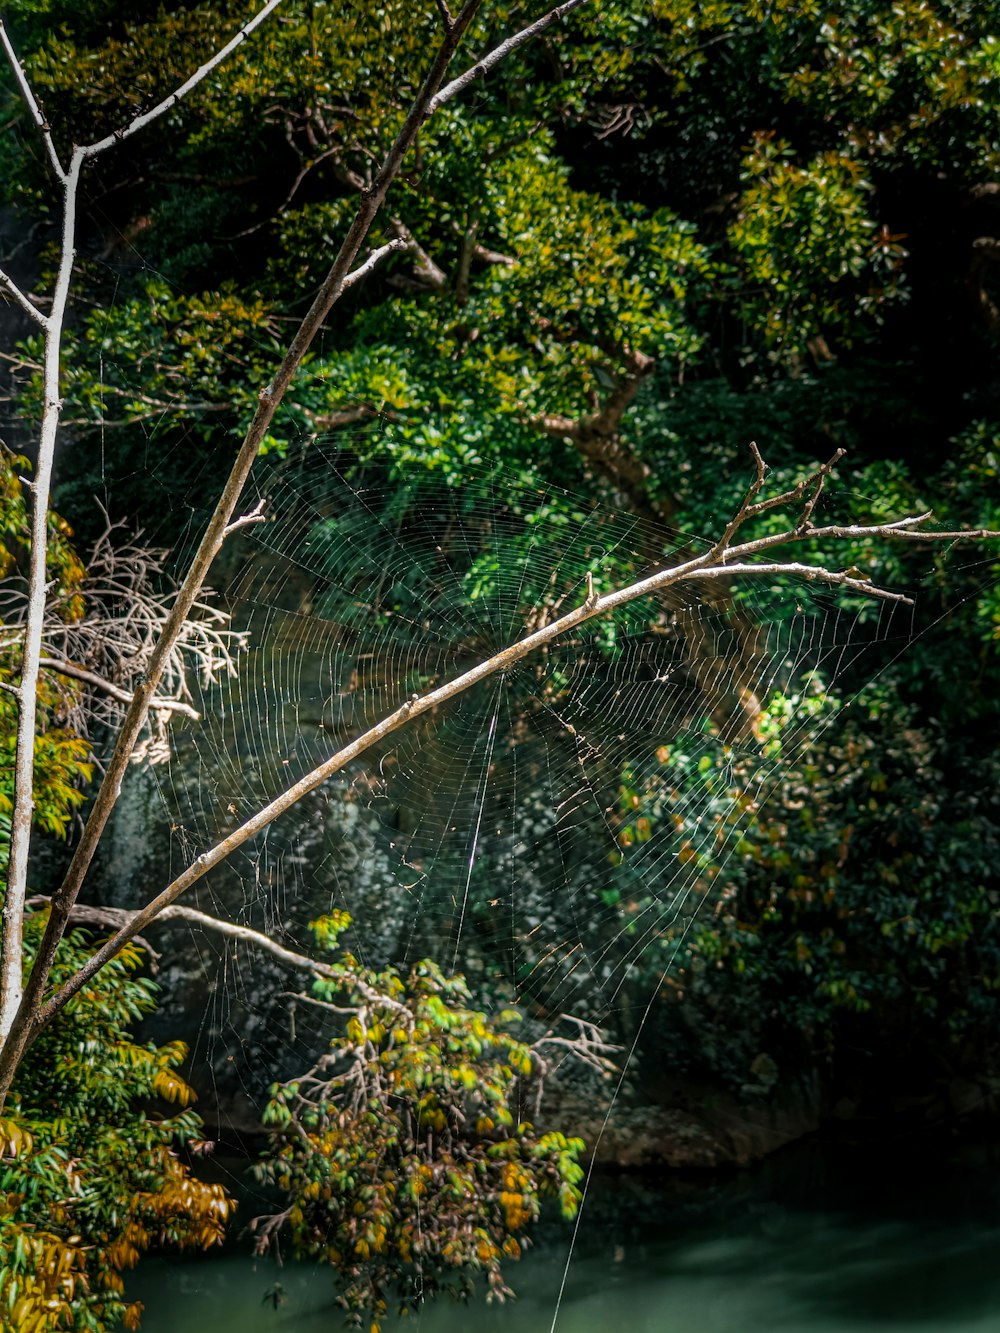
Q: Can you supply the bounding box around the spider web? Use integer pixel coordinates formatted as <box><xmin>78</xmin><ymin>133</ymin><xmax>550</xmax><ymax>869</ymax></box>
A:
<box><xmin>100</xmin><ymin>423</ymin><xmax>910</xmax><ymax>1145</ymax></box>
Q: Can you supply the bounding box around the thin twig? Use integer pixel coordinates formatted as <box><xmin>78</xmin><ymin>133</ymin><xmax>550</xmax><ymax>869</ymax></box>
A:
<box><xmin>223</xmin><ymin>500</ymin><xmax>267</xmax><ymax>537</ymax></box>
<box><xmin>37</xmin><ymin>657</ymin><xmax>202</xmax><ymax>719</ymax></box>
<box><xmin>341</xmin><ymin>235</ymin><xmax>413</xmax><ymax>291</ymax></box>
<box><xmin>797</xmin><ymin>447</ymin><xmax>846</xmax><ymax>530</ymax></box>
<box><xmin>712</xmin><ymin>440</ymin><xmax>769</xmax><ymax>554</ymax></box>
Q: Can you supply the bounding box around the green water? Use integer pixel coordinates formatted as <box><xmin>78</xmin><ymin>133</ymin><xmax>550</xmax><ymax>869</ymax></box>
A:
<box><xmin>130</xmin><ymin>1140</ymin><xmax>1000</xmax><ymax>1331</ymax></box>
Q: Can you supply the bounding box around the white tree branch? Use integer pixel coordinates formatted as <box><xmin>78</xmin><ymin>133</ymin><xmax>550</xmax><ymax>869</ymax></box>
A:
<box><xmin>154</xmin><ymin>904</ymin><xmax>337</xmax><ymax>979</ymax></box>
<box><xmin>80</xmin><ymin>0</ymin><xmax>287</xmax><ymax>159</ymax></box>
<box><xmin>0</xmin><ymin>149</ymin><xmax>82</xmax><ymax>1042</ymax></box>
<box><xmin>428</xmin><ymin>0</ymin><xmax>593</xmax><ymax>114</ymax></box>
<box><xmin>0</xmin><ymin>266</ymin><xmax>48</xmax><ymax>327</ymax></box>
<box><xmin>36</xmin><ymin>657</ymin><xmax>202</xmax><ymax>719</ymax></box>
<box><xmin>0</xmin><ymin>19</ymin><xmax>64</xmax><ymax>179</ymax></box>
<box><xmin>223</xmin><ymin>500</ymin><xmax>267</xmax><ymax>538</ymax></box>
<box><xmin>341</xmin><ymin>235</ymin><xmax>413</xmax><ymax>290</ymax></box>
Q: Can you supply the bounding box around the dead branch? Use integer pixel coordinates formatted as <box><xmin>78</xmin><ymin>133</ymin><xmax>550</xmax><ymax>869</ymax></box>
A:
<box><xmin>0</xmin><ymin>509</ymin><xmax>245</xmax><ymax>758</ymax></box>
<box><xmin>427</xmin><ymin>0</ymin><xmax>591</xmax><ymax>113</ymax></box>
<box><xmin>24</xmin><ymin>896</ymin><xmax>161</xmax><ymax>967</ymax></box>
<box><xmin>35</xmin><ymin>658</ymin><xmax>202</xmax><ymax>719</ymax></box>
<box><xmin>388</xmin><ymin>219</ymin><xmax>448</xmax><ymax>291</ymax></box>
<box><xmin>341</xmin><ymin>235</ymin><xmax>413</xmax><ymax>291</ymax></box>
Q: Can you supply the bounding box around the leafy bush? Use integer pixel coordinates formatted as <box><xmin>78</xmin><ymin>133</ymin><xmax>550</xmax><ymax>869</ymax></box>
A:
<box><xmin>254</xmin><ymin>913</ymin><xmax>585</xmax><ymax>1330</ymax></box>
<box><xmin>0</xmin><ymin>917</ymin><xmax>234</xmax><ymax>1332</ymax></box>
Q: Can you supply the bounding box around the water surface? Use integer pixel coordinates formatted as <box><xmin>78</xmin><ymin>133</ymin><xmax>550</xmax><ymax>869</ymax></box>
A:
<box><xmin>132</xmin><ymin>1138</ymin><xmax>1000</xmax><ymax>1331</ymax></box>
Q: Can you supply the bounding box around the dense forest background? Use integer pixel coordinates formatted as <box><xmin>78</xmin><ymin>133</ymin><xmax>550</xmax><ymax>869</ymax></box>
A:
<box><xmin>4</xmin><ymin>0</ymin><xmax>1000</xmax><ymax>1327</ymax></box>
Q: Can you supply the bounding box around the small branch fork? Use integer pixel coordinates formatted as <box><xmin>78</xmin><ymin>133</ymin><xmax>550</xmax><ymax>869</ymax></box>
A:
<box><xmin>35</xmin><ymin>659</ymin><xmax>202</xmax><ymax>720</ymax></box>
<box><xmin>223</xmin><ymin>499</ymin><xmax>267</xmax><ymax>538</ymax></box>
<box><xmin>427</xmin><ymin>0</ymin><xmax>589</xmax><ymax>113</ymax></box>
<box><xmin>29</xmin><ymin>445</ymin><xmax>1000</xmax><ymax>1037</ymax></box>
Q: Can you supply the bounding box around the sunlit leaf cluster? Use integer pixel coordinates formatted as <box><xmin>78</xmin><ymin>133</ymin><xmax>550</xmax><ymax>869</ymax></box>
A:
<box><xmin>0</xmin><ymin>918</ymin><xmax>234</xmax><ymax>1332</ymax></box>
<box><xmin>255</xmin><ymin>914</ymin><xmax>584</xmax><ymax>1330</ymax></box>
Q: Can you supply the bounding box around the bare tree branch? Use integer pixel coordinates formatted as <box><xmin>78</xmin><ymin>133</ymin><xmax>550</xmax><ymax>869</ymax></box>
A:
<box><xmin>25</xmin><ymin>897</ymin><xmax>161</xmax><ymax>967</ymax></box>
<box><xmin>0</xmin><ymin>19</ymin><xmax>64</xmax><ymax>179</ymax></box>
<box><xmin>428</xmin><ymin>0</ymin><xmax>591</xmax><ymax>113</ymax></box>
<box><xmin>341</xmin><ymin>235</ymin><xmax>413</xmax><ymax>290</ymax></box>
<box><xmin>1</xmin><ymin>148</ymin><xmax>82</xmax><ymax>1042</ymax></box>
<box><xmin>0</xmin><ymin>267</ymin><xmax>48</xmax><ymax>327</ymax></box>
<box><xmin>690</xmin><ymin>561</ymin><xmax>911</xmax><ymax>604</ymax></box>
<box><xmin>152</xmin><ymin>905</ymin><xmax>341</xmax><ymax>980</ymax></box>
<box><xmin>222</xmin><ymin>500</ymin><xmax>267</xmax><ymax>538</ymax></box>
<box><xmin>305</xmin><ymin>402</ymin><xmax>403</xmax><ymax>432</ymax></box>
<box><xmin>80</xmin><ymin>0</ymin><xmax>287</xmax><ymax>160</ymax></box>
<box><xmin>34</xmin><ymin>658</ymin><xmax>202</xmax><ymax>719</ymax></box>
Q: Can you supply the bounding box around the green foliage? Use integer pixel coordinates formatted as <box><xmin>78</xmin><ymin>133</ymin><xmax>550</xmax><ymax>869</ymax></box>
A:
<box><xmin>13</xmin><ymin>282</ymin><xmax>282</xmax><ymax>444</ymax></box>
<box><xmin>0</xmin><ymin>448</ymin><xmax>93</xmax><ymax>839</ymax></box>
<box><xmin>613</xmin><ymin>681</ymin><xmax>1000</xmax><ymax>1095</ymax></box>
<box><xmin>729</xmin><ymin>137</ymin><xmax>907</xmax><ymax>357</ymax></box>
<box><xmin>255</xmin><ymin>915</ymin><xmax>584</xmax><ymax>1330</ymax></box>
<box><xmin>0</xmin><ymin>916</ymin><xmax>234</xmax><ymax>1332</ymax></box>
<box><xmin>0</xmin><ymin>446</ymin><xmax>86</xmax><ymax>611</ymax></box>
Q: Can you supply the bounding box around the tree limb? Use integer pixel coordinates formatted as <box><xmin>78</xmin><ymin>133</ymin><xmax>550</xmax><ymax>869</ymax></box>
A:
<box><xmin>0</xmin><ymin>267</ymin><xmax>48</xmax><ymax>327</ymax></box>
<box><xmin>531</xmin><ymin>350</ymin><xmax>663</xmax><ymax>523</ymax></box>
<box><xmin>34</xmin><ymin>447</ymin><xmax>1000</xmax><ymax>1031</ymax></box>
<box><xmin>36</xmin><ymin>657</ymin><xmax>202</xmax><ymax>719</ymax></box>
<box><xmin>0</xmin><ymin>19</ymin><xmax>64</xmax><ymax>179</ymax></box>
<box><xmin>387</xmin><ymin>219</ymin><xmax>448</xmax><ymax>291</ymax></box>
<box><xmin>341</xmin><ymin>235</ymin><xmax>413</xmax><ymax>290</ymax></box>
<box><xmin>80</xmin><ymin>0</ymin><xmax>288</xmax><ymax>161</ymax></box>
<box><xmin>427</xmin><ymin>0</ymin><xmax>592</xmax><ymax>114</ymax></box>
<box><xmin>1</xmin><ymin>148</ymin><xmax>82</xmax><ymax>1044</ymax></box>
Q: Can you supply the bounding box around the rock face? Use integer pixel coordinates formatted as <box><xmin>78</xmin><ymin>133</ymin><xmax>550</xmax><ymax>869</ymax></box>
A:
<box><xmin>86</xmin><ymin>750</ymin><xmax>418</xmax><ymax>1136</ymax></box>
<box><xmin>555</xmin><ymin>1078</ymin><xmax>822</xmax><ymax>1171</ymax></box>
